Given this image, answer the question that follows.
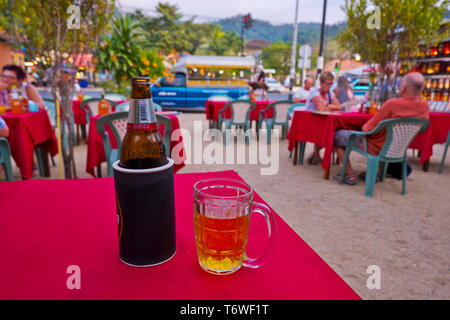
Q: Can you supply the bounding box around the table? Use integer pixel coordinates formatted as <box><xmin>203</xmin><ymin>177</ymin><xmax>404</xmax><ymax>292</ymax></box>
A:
<box><xmin>288</xmin><ymin>111</ymin><xmax>371</xmax><ymax>179</ymax></box>
<box><xmin>206</xmin><ymin>100</ymin><xmax>275</xmax><ymax>127</ymax></box>
<box><xmin>0</xmin><ymin>170</ymin><xmax>360</xmax><ymax>299</ymax></box>
<box><xmin>409</xmin><ymin>112</ymin><xmax>450</xmax><ymax>171</ymax></box>
<box><xmin>287</xmin><ymin>111</ymin><xmax>450</xmax><ymax>178</ymax></box>
<box><xmin>86</xmin><ymin>112</ymin><xmax>186</xmax><ymax>177</ymax></box>
<box><xmin>2</xmin><ymin>110</ymin><xmax>58</xmax><ymax>180</ymax></box>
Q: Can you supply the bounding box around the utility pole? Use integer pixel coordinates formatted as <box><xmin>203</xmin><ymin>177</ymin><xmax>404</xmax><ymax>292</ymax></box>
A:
<box><xmin>288</xmin><ymin>0</ymin><xmax>299</xmax><ymax>101</ymax></box>
<box><xmin>316</xmin><ymin>0</ymin><xmax>328</xmax><ymax>82</ymax></box>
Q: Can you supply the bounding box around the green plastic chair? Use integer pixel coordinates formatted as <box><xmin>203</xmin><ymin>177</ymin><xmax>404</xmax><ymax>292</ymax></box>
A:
<box><xmin>81</xmin><ymin>98</ymin><xmax>119</xmax><ymax>124</ymax></box>
<box><xmin>153</xmin><ymin>102</ymin><xmax>162</xmax><ymax>111</ymax></box>
<box><xmin>218</xmin><ymin>100</ymin><xmax>256</xmax><ymax>145</ymax></box>
<box><xmin>438</xmin><ymin>129</ymin><xmax>450</xmax><ymax>174</ymax></box>
<box><xmin>339</xmin><ymin>117</ymin><xmax>430</xmax><ymax>197</ymax></box>
<box><xmin>0</xmin><ymin>137</ymin><xmax>14</xmax><ymax>181</ymax></box>
<box><xmin>96</xmin><ymin>112</ymin><xmax>172</xmax><ymax>177</ymax></box>
<box><xmin>104</xmin><ymin>93</ymin><xmax>127</xmax><ymax>102</ymax></box>
<box><xmin>258</xmin><ymin>100</ymin><xmax>292</xmax><ymax>144</ymax></box>
<box><xmin>115</xmin><ymin>101</ymin><xmax>129</xmax><ymax>112</ymax></box>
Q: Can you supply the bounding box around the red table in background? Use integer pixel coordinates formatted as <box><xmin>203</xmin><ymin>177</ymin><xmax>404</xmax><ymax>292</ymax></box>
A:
<box><xmin>288</xmin><ymin>111</ymin><xmax>450</xmax><ymax>178</ymax></box>
<box><xmin>206</xmin><ymin>100</ymin><xmax>275</xmax><ymax>126</ymax></box>
<box><xmin>409</xmin><ymin>112</ymin><xmax>450</xmax><ymax>170</ymax></box>
<box><xmin>2</xmin><ymin>110</ymin><xmax>58</xmax><ymax>180</ymax></box>
<box><xmin>86</xmin><ymin>112</ymin><xmax>186</xmax><ymax>177</ymax></box>
<box><xmin>0</xmin><ymin>170</ymin><xmax>360</xmax><ymax>300</ymax></box>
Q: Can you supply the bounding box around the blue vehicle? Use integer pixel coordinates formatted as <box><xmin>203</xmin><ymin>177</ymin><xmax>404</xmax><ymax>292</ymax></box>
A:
<box><xmin>151</xmin><ymin>55</ymin><xmax>254</xmax><ymax>109</ymax></box>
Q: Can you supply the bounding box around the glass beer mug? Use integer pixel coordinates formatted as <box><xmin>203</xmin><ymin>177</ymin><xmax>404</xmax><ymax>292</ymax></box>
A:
<box><xmin>193</xmin><ymin>178</ymin><xmax>277</xmax><ymax>275</ymax></box>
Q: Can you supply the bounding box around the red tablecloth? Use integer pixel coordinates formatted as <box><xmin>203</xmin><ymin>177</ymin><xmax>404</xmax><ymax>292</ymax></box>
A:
<box><xmin>86</xmin><ymin>112</ymin><xmax>186</xmax><ymax>177</ymax></box>
<box><xmin>288</xmin><ymin>111</ymin><xmax>450</xmax><ymax>171</ymax></box>
<box><xmin>206</xmin><ymin>100</ymin><xmax>275</xmax><ymax>122</ymax></box>
<box><xmin>73</xmin><ymin>100</ymin><xmax>126</xmax><ymax>125</ymax></box>
<box><xmin>409</xmin><ymin>112</ymin><xmax>450</xmax><ymax>164</ymax></box>
<box><xmin>0</xmin><ymin>170</ymin><xmax>360</xmax><ymax>300</ymax></box>
<box><xmin>2</xmin><ymin>110</ymin><xmax>58</xmax><ymax>180</ymax></box>
<box><xmin>288</xmin><ymin>111</ymin><xmax>372</xmax><ymax>170</ymax></box>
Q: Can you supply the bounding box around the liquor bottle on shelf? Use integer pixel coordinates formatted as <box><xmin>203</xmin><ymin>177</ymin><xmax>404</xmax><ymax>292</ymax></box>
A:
<box><xmin>445</xmin><ymin>42</ymin><xmax>450</xmax><ymax>56</ymax></box>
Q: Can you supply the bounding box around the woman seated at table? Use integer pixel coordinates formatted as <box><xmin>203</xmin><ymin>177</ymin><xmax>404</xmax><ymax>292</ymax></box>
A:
<box><xmin>305</xmin><ymin>71</ymin><xmax>341</xmax><ymax>164</ymax></box>
<box><xmin>333</xmin><ymin>76</ymin><xmax>355</xmax><ymax>110</ymax></box>
<box><xmin>0</xmin><ymin>64</ymin><xmax>45</xmax><ymax>110</ymax></box>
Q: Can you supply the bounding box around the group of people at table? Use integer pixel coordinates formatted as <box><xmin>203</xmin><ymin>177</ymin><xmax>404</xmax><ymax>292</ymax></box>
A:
<box><xmin>291</xmin><ymin>71</ymin><xmax>430</xmax><ymax>186</ymax></box>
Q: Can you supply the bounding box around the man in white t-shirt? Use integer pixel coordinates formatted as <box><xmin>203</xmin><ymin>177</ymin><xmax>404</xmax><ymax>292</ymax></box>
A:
<box><xmin>293</xmin><ymin>77</ymin><xmax>313</xmax><ymax>102</ymax></box>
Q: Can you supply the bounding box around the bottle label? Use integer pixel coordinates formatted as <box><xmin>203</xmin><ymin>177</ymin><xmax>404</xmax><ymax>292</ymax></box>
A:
<box><xmin>127</xmin><ymin>122</ymin><xmax>157</xmax><ymax>130</ymax></box>
<box><xmin>128</xmin><ymin>98</ymin><xmax>157</xmax><ymax>125</ymax></box>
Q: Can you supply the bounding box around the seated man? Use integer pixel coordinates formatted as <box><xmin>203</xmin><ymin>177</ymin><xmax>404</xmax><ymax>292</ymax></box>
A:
<box><xmin>333</xmin><ymin>72</ymin><xmax>430</xmax><ymax>185</ymax></box>
<box><xmin>293</xmin><ymin>77</ymin><xmax>313</xmax><ymax>102</ymax></box>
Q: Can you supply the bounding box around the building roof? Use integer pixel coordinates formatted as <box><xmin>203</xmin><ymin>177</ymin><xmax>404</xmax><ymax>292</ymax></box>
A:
<box><xmin>246</xmin><ymin>39</ymin><xmax>271</xmax><ymax>50</ymax></box>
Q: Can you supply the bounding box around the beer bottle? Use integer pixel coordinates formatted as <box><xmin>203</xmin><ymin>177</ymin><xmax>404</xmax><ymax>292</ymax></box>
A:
<box><xmin>119</xmin><ymin>77</ymin><xmax>168</xmax><ymax>169</ymax></box>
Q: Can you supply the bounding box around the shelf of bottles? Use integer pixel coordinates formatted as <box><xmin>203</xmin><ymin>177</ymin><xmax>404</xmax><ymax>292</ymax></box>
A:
<box><xmin>399</xmin><ymin>40</ymin><xmax>450</xmax><ymax>112</ymax></box>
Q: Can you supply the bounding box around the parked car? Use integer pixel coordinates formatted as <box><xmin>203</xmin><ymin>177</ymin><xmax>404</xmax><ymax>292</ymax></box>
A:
<box><xmin>264</xmin><ymin>78</ymin><xmax>283</xmax><ymax>93</ymax></box>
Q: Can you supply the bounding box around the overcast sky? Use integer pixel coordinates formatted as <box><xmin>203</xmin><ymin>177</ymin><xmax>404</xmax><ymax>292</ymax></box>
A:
<box><xmin>118</xmin><ymin>0</ymin><xmax>347</xmax><ymax>25</ymax></box>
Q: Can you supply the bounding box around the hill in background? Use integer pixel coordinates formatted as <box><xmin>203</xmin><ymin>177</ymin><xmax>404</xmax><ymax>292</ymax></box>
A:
<box><xmin>215</xmin><ymin>15</ymin><xmax>346</xmax><ymax>45</ymax></box>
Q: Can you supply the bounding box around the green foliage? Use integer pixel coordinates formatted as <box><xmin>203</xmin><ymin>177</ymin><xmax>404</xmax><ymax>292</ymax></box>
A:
<box><xmin>130</xmin><ymin>2</ymin><xmax>243</xmax><ymax>56</ymax></box>
<box><xmin>261</xmin><ymin>42</ymin><xmax>295</xmax><ymax>76</ymax></box>
<box><xmin>95</xmin><ymin>15</ymin><xmax>166</xmax><ymax>89</ymax></box>
<box><xmin>217</xmin><ymin>15</ymin><xmax>346</xmax><ymax>45</ymax></box>
<box><xmin>339</xmin><ymin>0</ymin><xmax>449</xmax><ymax>100</ymax></box>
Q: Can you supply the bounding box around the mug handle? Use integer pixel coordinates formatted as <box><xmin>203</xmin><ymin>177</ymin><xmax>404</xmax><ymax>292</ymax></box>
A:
<box><xmin>242</xmin><ymin>202</ymin><xmax>277</xmax><ymax>269</ymax></box>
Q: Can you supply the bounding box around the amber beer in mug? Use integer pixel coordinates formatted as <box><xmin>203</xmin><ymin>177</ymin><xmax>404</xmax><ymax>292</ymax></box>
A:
<box><xmin>193</xmin><ymin>178</ymin><xmax>277</xmax><ymax>275</ymax></box>
<box><xmin>119</xmin><ymin>77</ymin><xmax>167</xmax><ymax>169</ymax></box>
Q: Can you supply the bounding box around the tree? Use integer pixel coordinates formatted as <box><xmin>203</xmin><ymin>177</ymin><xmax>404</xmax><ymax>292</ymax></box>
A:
<box><xmin>96</xmin><ymin>15</ymin><xmax>144</xmax><ymax>90</ymax></box>
<box><xmin>339</xmin><ymin>0</ymin><xmax>449</xmax><ymax>101</ymax></box>
<box><xmin>261</xmin><ymin>42</ymin><xmax>294</xmax><ymax>76</ymax></box>
<box><xmin>0</xmin><ymin>0</ymin><xmax>115</xmax><ymax>179</ymax></box>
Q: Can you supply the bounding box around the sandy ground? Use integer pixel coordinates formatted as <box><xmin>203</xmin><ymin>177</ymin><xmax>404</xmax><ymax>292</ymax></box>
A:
<box><xmin>2</xmin><ymin>112</ymin><xmax>449</xmax><ymax>300</ymax></box>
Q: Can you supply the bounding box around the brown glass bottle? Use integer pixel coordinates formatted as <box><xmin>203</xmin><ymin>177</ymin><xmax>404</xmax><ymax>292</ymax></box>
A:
<box><xmin>119</xmin><ymin>77</ymin><xmax>168</xmax><ymax>169</ymax></box>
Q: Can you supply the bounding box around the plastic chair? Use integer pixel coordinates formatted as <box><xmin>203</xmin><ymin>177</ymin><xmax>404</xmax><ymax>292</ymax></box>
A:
<box><xmin>115</xmin><ymin>101</ymin><xmax>130</xmax><ymax>112</ymax></box>
<box><xmin>153</xmin><ymin>102</ymin><xmax>162</xmax><ymax>111</ymax></box>
<box><xmin>218</xmin><ymin>100</ymin><xmax>256</xmax><ymax>145</ymax></box>
<box><xmin>155</xmin><ymin>114</ymin><xmax>172</xmax><ymax>158</ymax></box>
<box><xmin>438</xmin><ymin>129</ymin><xmax>450</xmax><ymax>173</ymax></box>
<box><xmin>81</xmin><ymin>98</ymin><xmax>118</xmax><ymax>124</ymax></box>
<box><xmin>96</xmin><ymin>112</ymin><xmax>172</xmax><ymax>177</ymax></box>
<box><xmin>0</xmin><ymin>137</ymin><xmax>14</xmax><ymax>181</ymax></box>
<box><xmin>339</xmin><ymin>117</ymin><xmax>430</xmax><ymax>197</ymax></box>
<box><xmin>258</xmin><ymin>100</ymin><xmax>292</xmax><ymax>144</ymax></box>
<box><xmin>104</xmin><ymin>93</ymin><xmax>127</xmax><ymax>102</ymax></box>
